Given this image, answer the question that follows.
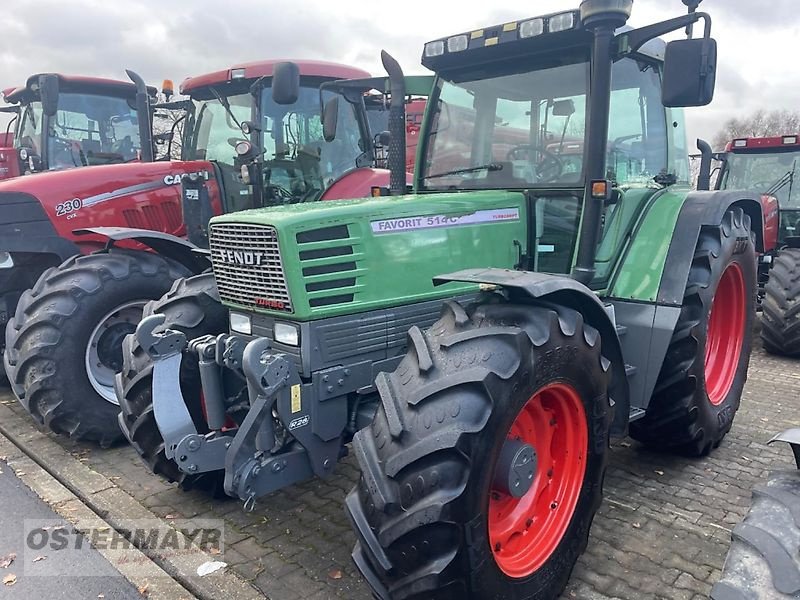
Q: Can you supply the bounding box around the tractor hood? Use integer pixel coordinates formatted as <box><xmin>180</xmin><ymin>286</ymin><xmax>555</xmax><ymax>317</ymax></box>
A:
<box><xmin>0</xmin><ymin>160</ymin><xmax>220</xmax><ymax>251</ymax></box>
<box><xmin>207</xmin><ymin>191</ymin><xmax>529</xmax><ymax>320</ymax></box>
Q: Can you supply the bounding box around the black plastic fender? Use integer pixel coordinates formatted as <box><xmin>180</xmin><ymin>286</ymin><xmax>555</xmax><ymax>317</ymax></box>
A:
<box><xmin>74</xmin><ymin>227</ymin><xmax>210</xmax><ymax>274</ymax></box>
<box><xmin>434</xmin><ymin>267</ymin><xmax>630</xmax><ymax>435</ymax></box>
<box><xmin>0</xmin><ymin>192</ymin><xmax>79</xmax><ymax>261</ymax></box>
<box><xmin>769</xmin><ymin>428</ymin><xmax>800</xmax><ymax>468</ymax></box>
<box><xmin>659</xmin><ymin>190</ymin><xmax>764</xmax><ymax>306</ymax></box>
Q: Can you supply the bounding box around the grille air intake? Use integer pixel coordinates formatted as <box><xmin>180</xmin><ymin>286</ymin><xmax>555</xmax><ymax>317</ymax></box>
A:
<box><xmin>209</xmin><ymin>223</ymin><xmax>292</xmax><ymax>312</ymax></box>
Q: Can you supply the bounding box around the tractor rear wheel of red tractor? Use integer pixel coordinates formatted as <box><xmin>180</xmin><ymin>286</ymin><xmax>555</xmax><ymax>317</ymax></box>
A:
<box><xmin>4</xmin><ymin>250</ymin><xmax>187</xmax><ymax>446</ymax></box>
<box><xmin>346</xmin><ymin>299</ymin><xmax>612</xmax><ymax>600</ymax></box>
<box><xmin>761</xmin><ymin>247</ymin><xmax>800</xmax><ymax>357</ymax></box>
<box><xmin>630</xmin><ymin>207</ymin><xmax>756</xmax><ymax>456</ymax></box>
<box><xmin>116</xmin><ymin>272</ymin><xmax>229</xmax><ymax>493</ymax></box>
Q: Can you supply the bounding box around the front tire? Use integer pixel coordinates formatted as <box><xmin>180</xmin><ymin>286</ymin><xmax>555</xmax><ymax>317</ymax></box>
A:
<box><xmin>761</xmin><ymin>247</ymin><xmax>800</xmax><ymax>356</ymax></box>
<box><xmin>630</xmin><ymin>207</ymin><xmax>756</xmax><ymax>456</ymax></box>
<box><xmin>116</xmin><ymin>273</ymin><xmax>228</xmax><ymax>491</ymax></box>
<box><xmin>711</xmin><ymin>470</ymin><xmax>800</xmax><ymax>599</ymax></box>
<box><xmin>4</xmin><ymin>250</ymin><xmax>186</xmax><ymax>446</ymax></box>
<box><xmin>347</xmin><ymin>299</ymin><xmax>612</xmax><ymax>599</ymax></box>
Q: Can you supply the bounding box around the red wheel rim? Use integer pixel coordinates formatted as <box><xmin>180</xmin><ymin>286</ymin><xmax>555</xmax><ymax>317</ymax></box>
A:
<box><xmin>489</xmin><ymin>382</ymin><xmax>588</xmax><ymax>578</ymax></box>
<box><xmin>704</xmin><ymin>262</ymin><xmax>746</xmax><ymax>406</ymax></box>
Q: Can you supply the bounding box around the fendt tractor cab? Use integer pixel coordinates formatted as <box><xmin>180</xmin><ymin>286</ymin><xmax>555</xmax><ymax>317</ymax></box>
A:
<box><xmin>2</xmin><ymin>59</ymin><xmax>403</xmax><ymax>446</ymax></box>
<box><xmin>123</xmin><ymin>1</ymin><xmax>767</xmax><ymax>598</ymax></box>
<box><xmin>0</xmin><ymin>73</ymin><xmax>155</xmax><ymax>180</ymax></box>
<box><xmin>711</xmin><ymin>135</ymin><xmax>799</xmax><ymax>356</ymax></box>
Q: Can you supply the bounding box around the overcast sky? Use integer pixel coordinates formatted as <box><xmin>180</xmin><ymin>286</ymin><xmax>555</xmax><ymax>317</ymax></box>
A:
<box><xmin>2</xmin><ymin>0</ymin><xmax>798</xmax><ymax>148</ymax></box>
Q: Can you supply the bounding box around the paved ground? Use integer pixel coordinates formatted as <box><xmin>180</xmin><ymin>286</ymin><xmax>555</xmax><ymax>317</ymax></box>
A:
<box><xmin>0</xmin><ymin>460</ymin><xmax>144</xmax><ymax>599</ymax></box>
<box><xmin>1</xmin><ymin>340</ymin><xmax>798</xmax><ymax>600</ymax></box>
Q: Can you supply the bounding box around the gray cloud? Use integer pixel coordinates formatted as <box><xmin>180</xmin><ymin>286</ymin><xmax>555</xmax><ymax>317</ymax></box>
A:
<box><xmin>2</xmin><ymin>0</ymin><xmax>798</xmax><ymax>150</ymax></box>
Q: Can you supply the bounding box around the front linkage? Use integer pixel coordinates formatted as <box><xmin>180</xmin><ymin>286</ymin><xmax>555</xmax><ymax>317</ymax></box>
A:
<box><xmin>135</xmin><ymin>314</ymin><xmax>350</xmax><ymax>507</ymax></box>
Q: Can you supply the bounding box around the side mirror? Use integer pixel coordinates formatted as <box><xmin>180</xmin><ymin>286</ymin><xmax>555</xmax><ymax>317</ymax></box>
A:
<box><xmin>271</xmin><ymin>62</ymin><xmax>300</xmax><ymax>106</ymax></box>
<box><xmin>39</xmin><ymin>74</ymin><xmax>60</xmax><ymax>117</ymax></box>
<box><xmin>552</xmin><ymin>99</ymin><xmax>576</xmax><ymax>117</ymax></box>
<box><xmin>322</xmin><ymin>96</ymin><xmax>339</xmax><ymax>142</ymax></box>
<box><xmin>662</xmin><ymin>37</ymin><xmax>717</xmax><ymax>107</ymax></box>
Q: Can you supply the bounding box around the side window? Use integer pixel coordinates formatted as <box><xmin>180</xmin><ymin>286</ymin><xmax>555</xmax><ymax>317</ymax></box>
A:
<box><xmin>18</xmin><ymin>102</ymin><xmax>42</xmax><ymax>154</ymax></box>
<box><xmin>607</xmin><ymin>59</ymin><xmax>667</xmax><ymax>186</ymax></box>
<box><xmin>192</xmin><ymin>95</ymin><xmax>250</xmax><ymax>166</ymax></box>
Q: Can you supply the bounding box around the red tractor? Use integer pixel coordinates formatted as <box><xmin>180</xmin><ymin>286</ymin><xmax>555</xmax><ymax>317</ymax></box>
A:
<box><xmin>704</xmin><ymin>136</ymin><xmax>796</xmax><ymax>354</ymax></box>
<box><xmin>0</xmin><ymin>73</ymin><xmax>156</xmax><ymax>180</ymax></box>
<box><xmin>2</xmin><ymin>59</ymin><xmax>401</xmax><ymax>445</ymax></box>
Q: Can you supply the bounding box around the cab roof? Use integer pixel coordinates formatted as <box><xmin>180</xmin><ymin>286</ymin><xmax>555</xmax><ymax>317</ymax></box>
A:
<box><xmin>180</xmin><ymin>60</ymin><xmax>371</xmax><ymax>94</ymax></box>
<box><xmin>3</xmin><ymin>74</ymin><xmax>155</xmax><ymax>104</ymax></box>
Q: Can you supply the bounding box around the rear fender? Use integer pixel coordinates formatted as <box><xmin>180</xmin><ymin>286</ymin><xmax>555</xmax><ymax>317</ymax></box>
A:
<box><xmin>74</xmin><ymin>227</ymin><xmax>210</xmax><ymax>274</ymax></box>
<box><xmin>434</xmin><ymin>268</ymin><xmax>630</xmax><ymax>436</ymax></box>
<box><xmin>658</xmin><ymin>191</ymin><xmax>763</xmax><ymax>306</ymax></box>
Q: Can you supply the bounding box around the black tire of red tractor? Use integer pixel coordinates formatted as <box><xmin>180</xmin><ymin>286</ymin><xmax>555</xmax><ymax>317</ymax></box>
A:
<box><xmin>629</xmin><ymin>207</ymin><xmax>756</xmax><ymax>457</ymax></box>
<box><xmin>346</xmin><ymin>298</ymin><xmax>613</xmax><ymax>600</ymax></box>
<box><xmin>4</xmin><ymin>250</ymin><xmax>187</xmax><ymax>447</ymax></box>
<box><xmin>710</xmin><ymin>470</ymin><xmax>800</xmax><ymax>600</ymax></box>
<box><xmin>760</xmin><ymin>248</ymin><xmax>800</xmax><ymax>357</ymax></box>
<box><xmin>116</xmin><ymin>272</ymin><xmax>228</xmax><ymax>493</ymax></box>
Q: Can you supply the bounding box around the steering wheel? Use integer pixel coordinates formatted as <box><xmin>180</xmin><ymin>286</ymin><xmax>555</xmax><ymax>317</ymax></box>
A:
<box><xmin>112</xmin><ymin>136</ymin><xmax>135</xmax><ymax>160</ymax></box>
<box><xmin>262</xmin><ymin>184</ymin><xmax>294</xmax><ymax>205</ymax></box>
<box><xmin>507</xmin><ymin>144</ymin><xmax>564</xmax><ymax>182</ymax></box>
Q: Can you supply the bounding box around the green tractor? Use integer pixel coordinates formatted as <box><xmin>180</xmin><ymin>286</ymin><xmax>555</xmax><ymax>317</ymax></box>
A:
<box><xmin>118</xmin><ymin>0</ymin><xmax>767</xmax><ymax>597</ymax></box>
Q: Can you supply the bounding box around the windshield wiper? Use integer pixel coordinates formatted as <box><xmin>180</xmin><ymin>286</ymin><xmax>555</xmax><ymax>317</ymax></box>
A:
<box><xmin>765</xmin><ymin>160</ymin><xmax>796</xmax><ymax>197</ymax></box>
<box><xmin>423</xmin><ymin>163</ymin><xmax>503</xmax><ymax>181</ymax></box>
<box><xmin>209</xmin><ymin>87</ymin><xmax>243</xmax><ymax>130</ymax></box>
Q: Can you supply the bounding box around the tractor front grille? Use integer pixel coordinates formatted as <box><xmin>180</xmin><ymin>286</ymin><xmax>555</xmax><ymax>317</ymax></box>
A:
<box><xmin>209</xmin><ymin>223</ymin><xmax>292</xmax><ymax>313</ymax></box>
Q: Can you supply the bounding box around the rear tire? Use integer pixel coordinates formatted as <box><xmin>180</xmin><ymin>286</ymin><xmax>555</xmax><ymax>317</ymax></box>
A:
<box><xmin>4</xmin><ymin>250</ymin><xmax>186</xmax><ymax>446</ymax></box>
<box><xmin>761</xmin><ymin>248</ymin><xmax>800</xmax><ymax>356</ymax></box>
<box><xmin>116</xmin><ymin>273</ymin><xmax>228</xmax><ymax>492</ymax></box>
<box><xmin>347</xmin><ymin>299</ymin><xmax>612</xmax><ymax>600</ymax></box>
<box><xmin>630</xmin><ymin>207</ymin><xmax>756</xmax><ymax>456</ymax></box>
<box><xmin>711</xmin><ymin>470</ymin><xmax>800</xmax><ymax>599</ymax></box>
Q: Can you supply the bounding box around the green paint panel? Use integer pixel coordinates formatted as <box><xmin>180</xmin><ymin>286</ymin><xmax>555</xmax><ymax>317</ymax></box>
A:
<box><xmin>212</xmin><ymin>191</ymin><xmax>527</xmax><ymax>320</ymax></box>
<box><xmin>609</xmin><ymin>187</ymin><xmax>689</xmax><ymax>302</ymax></box>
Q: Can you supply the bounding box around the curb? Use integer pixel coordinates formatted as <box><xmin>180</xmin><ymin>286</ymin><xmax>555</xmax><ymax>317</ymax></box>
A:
<box><xmin>0</xmin><ymin>397</ymin><xmax>263</xmax><ymax>600</ymax></box>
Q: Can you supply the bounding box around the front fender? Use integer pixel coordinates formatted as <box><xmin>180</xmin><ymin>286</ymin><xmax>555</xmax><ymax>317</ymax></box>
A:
<box><xmin>434</xmin><ymin>268</ymin><xmax>630</xmax><ymax>436</ymax></box>
<box><xmin>74</xmin><ymin>227</ymin><xmax>210</xmax><ymax>274</ymax></box>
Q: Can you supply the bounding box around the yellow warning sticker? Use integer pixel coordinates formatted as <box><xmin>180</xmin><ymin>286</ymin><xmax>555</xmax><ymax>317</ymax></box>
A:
<box><xmin>291</xmin><ymin>384</ymin><xmax>302</xmax><ymax>414</ymax></box>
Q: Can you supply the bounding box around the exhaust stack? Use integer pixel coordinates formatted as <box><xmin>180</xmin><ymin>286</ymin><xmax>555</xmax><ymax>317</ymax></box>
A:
<box><xmin>380</xmin><ymin>51</ymin><xmax>407</xmax><ymax>196</ymax></box>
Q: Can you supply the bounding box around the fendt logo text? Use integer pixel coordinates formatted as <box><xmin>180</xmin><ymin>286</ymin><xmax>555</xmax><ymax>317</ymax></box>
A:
<box><xmin>219</xmin><ymin>250</ymin><xmax>269</xmax><ymax>266</ymax></box>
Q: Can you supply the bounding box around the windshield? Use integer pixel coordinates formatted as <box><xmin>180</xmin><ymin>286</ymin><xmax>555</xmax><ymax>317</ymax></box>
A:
<box><xmin>260</xmin><ymin>85</ymin><xmax>363</xmax><ymax>203</ymax></box>
<box><xmin>421</xmin><ymin>56</ymin><xmax>668</xmax><ymax>191</ymax></box>
<box><xmin>721</xmin><ymin>150</ymin><xmax>800</xmax><ymax>207</ymax></box>
<box><xmin>185</xmin><ymin>84</ymin><xmax>366</xmax><ymax>209</ymax></box>
<box><xmin>47</xmin><ymin>93</ymin><xmax>140</xmax><ymax>168</ymax></box>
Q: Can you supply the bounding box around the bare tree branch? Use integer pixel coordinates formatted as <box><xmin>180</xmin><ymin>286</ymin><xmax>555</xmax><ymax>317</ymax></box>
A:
<box><xmin>712</xmin><ymin>109</ymin><xmax>800</xmax><ymax>150</ymax></box>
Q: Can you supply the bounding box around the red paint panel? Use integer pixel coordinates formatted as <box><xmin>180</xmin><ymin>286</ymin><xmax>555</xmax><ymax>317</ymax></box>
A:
<box><xmin>0</xmin><ymin>160</ymin><xmax>222</xmax><ymax>252</ymax></box>
<box><xmin>181</xmin><ymin>60</ymin><xmax>370</xmax><ymax>93</ymax></box>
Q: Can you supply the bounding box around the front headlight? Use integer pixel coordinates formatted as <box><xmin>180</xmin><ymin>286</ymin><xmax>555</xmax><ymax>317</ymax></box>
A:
<box><xmin>274</xmin><ymin>322</ymin><xmax>299</xmax><ymax>346</ymax></box>
<box><xmin>229</xmin><ymin>312</ymin><xmax>252</xmax><ymax>335</ymax></box>
<box><xmin>0</xmin><ymin>252</ymin><xmax>13</xmax><ymax>269</ymax></box>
